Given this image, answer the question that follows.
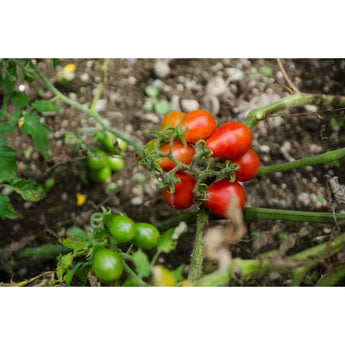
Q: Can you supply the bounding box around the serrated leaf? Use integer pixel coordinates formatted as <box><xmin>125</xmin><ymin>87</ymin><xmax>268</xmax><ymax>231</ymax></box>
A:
<box><xmin>0</xmin><ymin>120</ymin><xmax>16</xmax><ymax>134</ymax></box>
<box><xmin>56</xmin><ymin>253</ymin><xmax>73</xmax><ymax>282</ymax></box>
<box><xmin>64</xmin><ymin>262</ymin><xmax>83</xmax><ymax>286</ymax></box>
<box><xmin>7</xmin><ymin>177</ymin><xmax>46</xmax><ymax>201</ymax></box>
<box><xmin>11</xmin><ymin>92</ymin><xmax>30</xmax><ymax>109</ymax></box>
<box><xmin>58</xmin><ymin>237</ymin><xmax>86</xmax><ymax>252</ymax></box>
<box><xmin>171</xmin><ymin>265</ymin><xmax>184</xmax><ymax>283</ymax></box>
<box><xmin>21</xmin><ymin>113</ymin><xmax>50</xmax><ymax>158</ymax></box>
<box><xmin>133</xmin><ymin>250</ymin><xmax>151</xmax><ymax>278</ymax></box>
<box><xmin>32</xmin><ymin>100</ymin><xmax>60</xmax><ymax>112</ymax></box>
<box><xmin>0</xmin><ymin>140</ymin><xmax>17</xmax><ymax>183</ymax></box>
<box><xmin>0</xmin><ymin>194</ymin><xmax>18</xmax><ymax>220</ymax></box>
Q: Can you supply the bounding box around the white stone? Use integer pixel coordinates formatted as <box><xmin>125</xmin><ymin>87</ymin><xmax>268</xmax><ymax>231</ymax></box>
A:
<box><xmin>181</xmin><ymin>99</ymin><xmax>200</xmax><ymax>113</ymax></box>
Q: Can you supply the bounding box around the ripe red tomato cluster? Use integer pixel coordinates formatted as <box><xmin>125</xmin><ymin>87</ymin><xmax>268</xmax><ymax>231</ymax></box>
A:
<box><xmin>157</xmin><ymin>110</ymin><xmax>260</xmax><ymax>218</ymax></box>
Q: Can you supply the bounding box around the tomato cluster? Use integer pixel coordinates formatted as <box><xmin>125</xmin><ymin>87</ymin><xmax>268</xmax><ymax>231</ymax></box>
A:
<box><xmin>154</xmin><ymin>109</ymin><xmax>260</xmax><ymax>218</ymax></box>
<box><xmin>93</xmin><ymin>214</ymin><xmax>160</xmax><ymax>283</ymax></box>
<box><xmin>86</xmin><ymin>132</ymin><xmax>126</xmax><ymax>183</ymax></box>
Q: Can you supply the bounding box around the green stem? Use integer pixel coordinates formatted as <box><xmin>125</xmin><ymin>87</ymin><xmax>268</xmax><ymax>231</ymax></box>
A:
<box><xmin>90</xmin><ymin>59</ymin><xmax>109</xmax><ymax>112</ymax></box>
<box><xmin>188</xmin><ymin>207</ymin><xmax>209</xmax><ymax>281</ymax></box>
<box><xmin>257</xmin><ymin>147</ymin><xmax>345</xmax><ymax>176</ymax></box>
<box><xmin>29</xmin><ymin>60</ymin><xmax>144</xmax><ymax>155</ymax></box>
<box><xmin>243</xmin><ymin>92</ymin><xmax>345</xmax><ymax>128</ymax></box>
<box><xmin>196</xmin><ymin>231</ymin><xmax>345</xmax><ymax>286</ymax></box>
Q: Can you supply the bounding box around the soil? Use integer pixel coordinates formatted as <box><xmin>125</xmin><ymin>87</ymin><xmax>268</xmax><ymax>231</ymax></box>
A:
<box><xmin>1</xmin><ymin>58</ymin><xmax>345</xmax><ymax>286</ymax></box>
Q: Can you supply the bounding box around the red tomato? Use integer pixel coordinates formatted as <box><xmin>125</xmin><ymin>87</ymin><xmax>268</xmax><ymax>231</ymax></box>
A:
<box><xmin>157</xmin><ymin>141</ymin><xmax>195</xmax><ymax>172</ymax></box>
<box><xmin>161</xmin><ymin>111</ymin><xmax>186</xmax><ymax>132</ymax></box>
<box><xmin>232</xmin><ymin>149</ymin><xmax>260</xmax><ymax>182</ymax></box>
<box><xmin>182</xmin><ymin>109</ymin><xmax>217</xmax><ymax>144</ymax></box>
<box><xmin>203</xmin><ymin>179</ymin><xmax>245</xmax><ymax>218</ymax></box>
<box><xmin>163</xmin><ymin>173</ymin><xmax>196</xmax><ymax>209</ymax></box>
<box><xmin>206</xmin><ymin>121</ymin><xmax>252</xmax><ymax>160</ymax></box>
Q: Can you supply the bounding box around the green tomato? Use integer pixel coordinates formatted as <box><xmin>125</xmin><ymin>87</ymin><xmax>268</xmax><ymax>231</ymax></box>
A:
<box><xmin>93</xmin><ymin>247</ymin><xmax>123</xmax><ymax>283</ymax></box>
<box><xmin>87</xmin><ymin>150</ymin><xmax>109</xmax><ymax>170</ymax></box>
<box><xmin>116</xmin><ymin>138</ymin><xmax>127</xmax><ymax>151</ymax></box>
<box><xmin>103</xmin><ymin>214</ymin><xmax>136</xmax><ymax>243</ymax></box>
<box><xmin>88</xmin><ymin>165</ymin><xmax>112</xmax><ymax>183</ymax></box>
<box><xmin>154</xmin><ymin>99</ymin><xmax>171</xmax><ymax>116</ymax></box>
<box><xmin>133</xmin><ymin>223</ymin><xmax>160</xmax><ymax>250</ymax></box>
<box><xmin>108</xmin><ymin>155</ymin><xmax>124</xmax><ymax>171</ymax></box>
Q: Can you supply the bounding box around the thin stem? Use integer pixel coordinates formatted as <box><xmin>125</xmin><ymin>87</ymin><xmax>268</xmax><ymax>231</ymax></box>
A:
<box><xmin>257</xmin><ymin>147</ymin><xmax>345</xmax><ymax>176</ymax></box>
<box><xmin>29</xmin><ymin>60</ymin><xmax>144</xmax><ymax>155</ymax></box>
<box><xmin>276</xmin><ymin>58</ymin><xmax>299</xmax><ymax>94</ymax></box>
<box><xmin>243</xmin><ymin>92</ymin><xmax>345</xmax><ymax>128</ymax></box>
<box><xmin>188</xmin><ymin>207</ymin><xmax>209</xmax><ymax>281</ymax></box>
<box><xmin>90</xmin><ymin>59</ymin><xmax>109</xmax><ymax>112</ymax></box>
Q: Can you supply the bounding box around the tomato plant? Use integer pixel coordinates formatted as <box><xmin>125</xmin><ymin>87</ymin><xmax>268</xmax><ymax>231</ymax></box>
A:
<box><xmin>162</xmin><ymin>173</ymin><xmax>196</xmax><ymax>209</ymax></box>
<box><xmin>103</xmin><ymin>214</ymin><xmax>136</xmax><ymax>243</ymax></box>
<box><xmin>203</xmin><ymin>179</ymin><xmax>246</xmax><ymax>218</ymax></box>
<box><xmin>232</xmin><ymin>149</ymin><xmax>260</xmax><ymax>182</ymax></box>
<box><xmin>157</xmin><ymin>141</ymin><xmax>195</xmax><ymax>171</ymax></box>
<box><xmin>92</xmin><ymin>247</ymin><xmax>123</xmax><ymax>283</ymax></box>
<box><xmin>108</xmin><ymin>155</ymin><xmax>124</xmax><ymax>171</ymax></box>
<box><xmin>206</xmin><ymin>121</ymin><xmax>252</xmax><ymax>160</ymax></box>
<box><xmin>132</xmin><ymin>223</ymin><xmax>160</xmax><ymax>250</ymax></box>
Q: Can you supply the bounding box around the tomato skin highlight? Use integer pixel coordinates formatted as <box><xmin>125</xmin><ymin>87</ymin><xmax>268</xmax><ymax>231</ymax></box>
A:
<box><xmin>162</xmin><ymin>173</ymin><xmax>196</xmax><ymax>209</ymax></box>
<box><xmin>203</xmin><ymin>179</ymin><xmax>245</xmax><ymax>218</ymax></box>
<box><xmin>161</xmin><ymin>111</ymin><xmax>186</xmax><ymax>132</ymax></box>
<box><xmin>132</xmin><ymin>223</ymin><xmax>160</xmax><ymax>250</ymax></box>
<box><xmin>157</xmin><ymin>141</ymin><xmax>195</xmax><ymax>172</ymax></box>
<box><xmin>232</xmin><ymin>149</ymin><xmax>260</xmax><ymax>182</ymax></box>
<box><xmin>182</xmin><ymin>109</ymin><xmax>217</xmax><ymax>144</ymax></box>
<box><xmin>206</xmin><ymin>121</ymin><xmax>252</xmax><ymax>160</ymax></box>
<box><xmin>103</xmin><ymin>214</ymin><xmax>136</xmax><ymax>243</ymax></box>
<box><xmin>93</xmin><ymin>248</ymin><xmax>123</xmax><ymax>283</ymax></box>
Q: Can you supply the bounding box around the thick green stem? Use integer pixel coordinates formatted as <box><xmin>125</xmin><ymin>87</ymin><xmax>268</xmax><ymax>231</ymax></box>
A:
<box><xmin>243</xmin><ymin>92</ymin><xmax>345</xmax><ymax>128</ymax></box>
<box><xmin>257</xmin><ymin>148</ymin><xmax>345</xmax><ymax>176</ymax></box>
<box><xmin>196</xmin><ymin>231</ymin><xmax>345</xmax><ymax>286</ymax></box>
<box><xmin>29</xmin><ymin>60</ymin><xmax>144</xmax><ymax>155</ymax></box>
<box><xmin>243</xmin><ymin>207</ymin><xmax>345</xmax><ymax>223</ymax></box>
<box><xmin>188</xmin><ymin>207</ymin><xmax>209</xmax><ymax>281</ymax></box>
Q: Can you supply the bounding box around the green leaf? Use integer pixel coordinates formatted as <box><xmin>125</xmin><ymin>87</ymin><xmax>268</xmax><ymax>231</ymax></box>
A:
<box><xmin>133</xmin><ymin>250</ymin><xmax>151</xmax><ymax>278</ymax></box>
<box><xmin>32</xmin><ymin>100</ymin><xmax>60</xmax><ymax>112</ymax></box>
<box><xmin>0</xmin><ymin>140</ymin><xmax>17</xmax><ymax>183</ymax></box>
<box><xmin>7</xmin><ymin>177</ymin><xmax>46</xmax><ymax>201</ymax></box>
<box><xmin>11</xmin><ymin>92</ymin><xmax>30</xmax><ymax>109</ymax></box>
<box><xmin>58</xmin><ymin>237</ymin><xmax>87</xmax><ymax>252</ymax></box>
<box><xmin>50</xmin><ymin>59</ymin><xmax>58</xmax><ymax>69</ymax></box>
<box><xmin>56</xmin><ymin>253</ymin><xmax>73</xmax><ymax>282</ymax></box>
<box><xmin>171</xmin><ymin>265</ymin><xmax>184</xmax><ymax>283</ymax></box>
<box><xmin>3</xmin><ymin>76</ymin><xmax>15</xmax><ymax>95</ymax></box>
<box><xmin>66</xmin><ymin>226</ymin><xmax>87</xmax><ymax>241</ymax></box>
<box><xmin>21</xmin><ymin>113</ymin><xmax>50</xmax><ymax>158</ymax></box>
<box><xmin>64</xmin><ymin>262</ymin><xmax>83</xmax><ymax>286</ymax></box>
<box><xmin>0</xmin><ymin>120</ymin><xmax>16</xmax><ymax>134</ymax></box>
<box><xmin>0</xmin><ymin>194</ymin><xmax>18</xmax><ymax>220</ymax></box>
<box><xmin>157</xmin><ymin>222</ymin><xmax>187</xmax><ymax>254</ymax></box>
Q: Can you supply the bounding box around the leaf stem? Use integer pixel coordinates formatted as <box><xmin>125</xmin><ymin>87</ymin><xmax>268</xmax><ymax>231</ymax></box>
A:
<box><xmin>257</xmin><ymin>147</ymin><xmax>345</xmax><ymax>176</ymax></box>
<box><xmin>243</xmin><ymin>92</ymin><xmax>345</xmax><ymax>128</ymax></box>
<box><xmin>90</xmin><ymin>59</ymin><xmax>109</xmax><ymax>112</ymax></box>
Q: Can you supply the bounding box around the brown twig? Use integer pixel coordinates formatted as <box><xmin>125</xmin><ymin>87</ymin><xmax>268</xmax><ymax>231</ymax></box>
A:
<box><xmin>276</xmin><ymin>58</ymin><xmax>299</xmax><ymax>94</ymax></box>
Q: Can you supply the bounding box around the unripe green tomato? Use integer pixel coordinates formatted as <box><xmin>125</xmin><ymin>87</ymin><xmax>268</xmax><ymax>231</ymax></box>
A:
<box><xmin>132</xmin><ymin>223</ymin><xmax>160</xmax><ymax>250</ymax></box>
<box><xmin>87</xmin><ymin>150</ymin><xmax>109</xmax><ymax>170</ymax></box>
<box><xmin>24</xmin><ymin>70</ymin><xmax>36</xmax><ymax>82</ymax></box>
<box><xmin>93</xmin><ymin>247</ymin><xmax>123</xmax><ymax>283</ymax></box>
<box><xmin>88</xmin><ymin>165</ymin><xmax>112</xmax><ymax>183</ymax></box>
<box><xmin>103</xmin><ymin>214</ymin><xmax>136</xmax><ymax>243</ymax></box>
<box><xmin>108</xmin><ymin>155</ymin><xmax>124</xmax><ymax>171</ymax></box>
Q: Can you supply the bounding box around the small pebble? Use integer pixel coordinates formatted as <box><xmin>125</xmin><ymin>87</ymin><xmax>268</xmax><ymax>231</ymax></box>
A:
<box><xmin>131</xmin><ymin>196</ymin><xmax>143</xmax><ymax>205</ymax></box>
<box><xmin>226</xmin><ymin>68</ymin><xmax>243</xmax><ymax>82</ymax></box>
<box><xmin>181</xmin><ymin>99</ymin><xmax>200</xmax><ymax>113</ymax></box>
<box><xmin>154</xmin><ymin>60</ymin><xmax>170</xmax><ymax>78</ymax></box>
<box><xmin>201</xmin><ymin>94</ymin><xmax>220</xmax><ymax>116</ymax></box>
<box><xmin>80</xmin><ymin>73</ymin><xmax>89</xmax><ymax>82</ymax></box>
<box><xmin>142</xmin><ymin>113</ymin><xmax>160</xmax><ymax>123</ymax></box>
<box><xmin>206</xmin><ymin>76</ymin><xmax>227</xmax><ymax>96</ymax></box>
<box><xmin>95</xmin><ymin>99</ymin><xmax>107</xmax><ymax>112</ymax></box>
<box><xmin>61</xmin><ymin>192</ymin><xmax>68</xmax><ymax>201</ymax></box>
<box><xmin>170</xmin><ymin>95</ymin><xmax>180</xmax><ymax>112</ymax></box>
